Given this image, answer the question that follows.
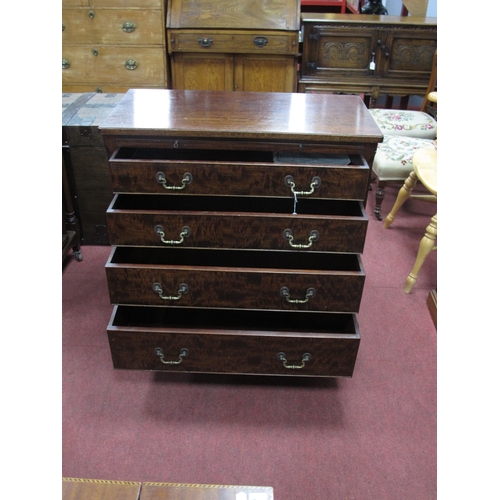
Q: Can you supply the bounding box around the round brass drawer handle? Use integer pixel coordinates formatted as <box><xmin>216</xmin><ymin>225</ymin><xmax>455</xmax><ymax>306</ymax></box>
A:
<box><xmin>125</xmin><ymin>59</ymin><xmax>138</xmax><ymax>70</ymax></box>
<box><xmin>122</xmin><ymin>21</ymin><xmax>136</xmax><ymax>33</ymax></box>
<box><xmin>155</xmin><ymin>347</ymin><xmax>189</xmax><ymax>365</ymax></box>
<box><xmin>253</xmin><ymin>36</ymin><xmax>268</xmax><ymax>48</ymax></box>
<box><xmin>62</xmin><ymin>58</ymin><xmax>70</xmax><ymax>69</ymax></box>
<box><xmin>277</xmin><ymin>352</ymin><xmax>312</xmax><ymax>370</ymax></box>
<box><xmin>198</xmin><ymin>38</ymin><xmax>213</xmax><ymax>48</ymax></box>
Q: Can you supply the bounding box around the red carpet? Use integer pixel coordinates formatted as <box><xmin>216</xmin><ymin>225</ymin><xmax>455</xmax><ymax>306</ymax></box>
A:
<box><xmin>62</xmin><ymin>184</ymin><xmax>437</xmax><ymax>499</ymax></box>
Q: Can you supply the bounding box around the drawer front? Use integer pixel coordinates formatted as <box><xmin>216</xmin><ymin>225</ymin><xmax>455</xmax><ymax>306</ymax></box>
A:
<box><xmin>169</xmin><ymin>30</ymin><xmax>299</xmax><ymax>55</ymax></box>
<box><xmin>108</xmin><ymin>149</ymin><xmax>370</xmax><ymax>200</ymax></box>
<box><xmin>107</xmin><ymin>194</ymin><xmax>367</xmax><ymax>253</ymax></box>
<box><xmin>62</xmin><ymin>46</ymin><xmax>166</xmax><ymax>85</ymax></box>
<box><xmin>105</xmin><ymin>247</ymin><xmax>365</xmax><ymax>312</ymax></box>
<box><xmin>63</xmin><ymin>9</ymin><xmax>164</xmax><ymax>45</ymax></box>
<box><xmin>107</xmin><ymin>306</ymin><xmax>360</xmax><ymax>377</ymax></box>
<box><xmin>93</xmin><ymin>0</ymin><xmax>164</xmax><ymax>7</ymax></box>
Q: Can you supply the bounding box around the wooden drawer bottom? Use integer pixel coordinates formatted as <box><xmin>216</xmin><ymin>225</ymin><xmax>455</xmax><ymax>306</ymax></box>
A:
<box><xmin>108</xmin><ymin>306</ymin><xmax>360</xmax><ymax>377</ymax></box>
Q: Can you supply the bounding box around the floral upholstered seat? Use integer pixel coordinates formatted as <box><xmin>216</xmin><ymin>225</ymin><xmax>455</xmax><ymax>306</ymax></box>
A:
<box><xmin>372</xmin><ymin>136</ymin><xmax>436</xmax><ymax>220</ymax></box>
<box><xmin>369</xmin><ymin>108</ymin><xmax>437</xmax><ymax>140</ymax></box>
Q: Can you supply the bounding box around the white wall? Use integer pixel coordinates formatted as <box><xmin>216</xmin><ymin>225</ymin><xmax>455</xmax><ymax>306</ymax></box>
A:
<box><xmin>383</xmin><ymin>0</ymin><xmax>437</xmax><ymax>17</ymax></box>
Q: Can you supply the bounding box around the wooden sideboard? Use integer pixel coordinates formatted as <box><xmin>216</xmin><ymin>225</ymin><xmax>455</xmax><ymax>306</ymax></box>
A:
<box><xmin>167</xmin><ymin>0</ymin><xmax>300</xmax><ymax>92</ymax></box>
<box><xmin>298</xmin><ymin>14</ymin><xmax>437</xmax><ymax>106</ymax></box>
<box><xmin>62</xmin><ymin>0</ymin><xmax>168</xmax><ymax>93</ymax></box>
<box><xmin>99</xmin><ymin>89</ymin><xmax>382</xmax><ymax>378</ymax></box>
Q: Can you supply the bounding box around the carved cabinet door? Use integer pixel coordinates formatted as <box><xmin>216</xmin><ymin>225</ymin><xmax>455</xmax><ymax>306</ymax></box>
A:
<box><xmin>301</xmin><ymin>24</ymin><xmax>379</xmax><ymax>79</ymax></box>
<box><xmin>376</xmin><ymin>28</ymin><xmax>437</xmax><ymax>81</ymax></box>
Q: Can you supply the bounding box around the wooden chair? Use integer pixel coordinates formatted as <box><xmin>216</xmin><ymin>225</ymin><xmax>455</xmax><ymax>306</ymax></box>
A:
<box><xmin>383</xmin><ymin>137</ymin><xmax>437</xmax><ymax>294</ymax></box>
<box><xmin>370</xmin><ymin>50</ymin><xmax>437</xmax><ymax>221</ymax></box>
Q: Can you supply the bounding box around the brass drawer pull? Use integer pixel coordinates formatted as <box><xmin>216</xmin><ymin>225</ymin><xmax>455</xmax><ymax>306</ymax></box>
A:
<box><xmin>280</xmin><ymin>286</ymin><xmax>316</xmax><ymax>304</ymax></box>
<box><xmin>156</xmin><ymin>171</ymin><xmax>192</xmax><ymax>190</ymax></box>
<box><xmin>62</xmin><ymin>59</ymin><xmax>70</xmax><ymax>69</ymax></box>
<box><xmin>153</xmin><ymin>282</ymin><xmax>189</xmax><ymax>301</ymax></box>
<box><xmin>155</xmin><ymin>225</ymin><xmax>191</xmax><ymax>245</ymax></box>
<box><xmin>253</xmin><ymin>36</ymin><xmax>268</xmax><ymax>48</ymax></box>
<box><xmin>93</xmin><ymin>48</ymin><xmax>99</xmax><ymax>56</ymax></box>
<box><xmin>125</xmin><ymin>59</ymin><xmax>138</xmax><ymax>70</ymax></box>
<box><xmin>155</xmin><ymin>347</ymin><xmax>189</xmax><ymax>365</ymax></box>
<box><xmin>88</xmin><ymin>10</ymin><xmax>94</xmax><ymax>19</ymax></box>
<box><xmin>283</xmin><ymin>229</ymin><xmax>319</xmax><ymax>249</ymax></box>
<box><xmin>198</xmin><ymin>38</ymin><xmax>213</xmax><ymax>48</ymax></box>
<box><xmin>277</xmin><ymin>352</ymin><xmax>312</xmax><ymax>370</ymax></box>
<box><xmin>284</xmin><ymin>175</ymin><xmax>321</xmax><ymax>196</ymax></box>
<box><xmin>122</xmin><ymin>21</ymin><xmax>136</xmax><ymax>33</ymax></box>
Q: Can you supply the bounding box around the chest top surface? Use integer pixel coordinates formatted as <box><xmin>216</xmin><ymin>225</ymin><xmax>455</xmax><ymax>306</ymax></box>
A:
<box><xmin>99</xmin><ymin>89</ymin><xmax>382</xmax><ymax>144</ymax></box>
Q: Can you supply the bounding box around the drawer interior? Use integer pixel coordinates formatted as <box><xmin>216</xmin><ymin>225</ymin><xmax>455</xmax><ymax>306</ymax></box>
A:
<box><xmin>108</xmin><ymin>246</ymin><xmax>363</xmax><ymax>272</ymax></box>
<box><xmin>109</xmin><ymin>193</ymin><xmax>365</xmax><ymax>217</ymax></box>
<box><xmin>111</xmin><ymin>305</ymin><xmax>359</xmax><ymax>336</ymax></box>
<box><xmin>112</xmin><ymin>147</ymin><xmax>361</xmax><ymax>166</ymax></box>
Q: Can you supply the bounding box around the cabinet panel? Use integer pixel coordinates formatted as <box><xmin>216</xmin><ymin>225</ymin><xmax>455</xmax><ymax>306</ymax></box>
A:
<box><xmin>62</xmin><ymin>9</ymin><xmax>164</xmax><ymax>45</ymax></box>
<box><xmin>302</xmin><ymin>25</ymin><xmax>378</xmax><ymax>78</ymax></box>
<box><xmin>171</xmin><ymin>53</ymin><xmax>233</xmax><ymax>91</ymax></box>
<box><xmin>380</xmin><ymin>29</ymin><xmax>437</xmax><ymax>79</ymax></box>
<box><xmin>62</xmin><ymin>46</ymin><xmax>166</xmax><ymax>85</ymax></box>
<box><xmin>234</xmin><ymin>54</ymin><xmax>297</xmax><ymax>92</ymax></box>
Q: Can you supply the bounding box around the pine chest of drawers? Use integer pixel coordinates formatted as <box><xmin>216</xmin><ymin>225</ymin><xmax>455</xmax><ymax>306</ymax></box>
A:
<box><xmin>99</xmin><ymin>89</ymin><xmax>382</xmax><ymax>377</ymax></box>
<box><xmin>62</xmin><ymin>0</ymin><xmax>168</xmax><ymax>93</ymax></box>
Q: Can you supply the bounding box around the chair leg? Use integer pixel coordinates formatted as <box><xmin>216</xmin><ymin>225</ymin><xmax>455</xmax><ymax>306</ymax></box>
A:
<box><xmin>383</xmin><ymin>171</ymin><xmax>418</xmax><ymax>228</ymax></box>
<box><xmin>374</xmin><ymin>180</ymin><xmax>387</xmax><ymax>221</ymax></box>
<box><xmin>404</xmin><ymin>213</ymin><xmax>437</xmax><ymax>294</ymax></box>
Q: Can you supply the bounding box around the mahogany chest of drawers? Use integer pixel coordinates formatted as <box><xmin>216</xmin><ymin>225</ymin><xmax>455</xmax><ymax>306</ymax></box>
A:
<box><xmin>99</xmin><ymin>89</ymin><xmax>382</xmax><ymax>377</ymax></box>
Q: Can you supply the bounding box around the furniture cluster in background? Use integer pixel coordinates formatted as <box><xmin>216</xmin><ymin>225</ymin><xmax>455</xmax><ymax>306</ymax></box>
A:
<box><xmin>62</xmin><ymin>0</ymin><xmax>437</xmax><ymax>105</ymax></box>
<box><xmin>61</xmin><ymin>0</ymin><xmax>437</xmax><ymax>259</ymax></box>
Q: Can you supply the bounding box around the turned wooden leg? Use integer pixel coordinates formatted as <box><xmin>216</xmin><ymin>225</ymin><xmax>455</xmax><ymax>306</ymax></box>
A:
<box><xmin>373</xmin><ymin>180</ymin><xmax>387</xmax><ymax>221</ymax></box>
<box><xmin>404</xmin><ymin>213</ymin><xmax>437</xmax><ymax>294</ymax></box>
<box><xmin>383</xmin><ymin>171</ymin><xmax>418</xmax><ymax>228</ymax></box>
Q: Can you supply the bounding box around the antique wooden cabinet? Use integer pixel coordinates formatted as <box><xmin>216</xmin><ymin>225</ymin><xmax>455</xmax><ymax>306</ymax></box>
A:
<box><xmin>62</xmin><ymin>0</ymin><xmax>168</xmax><ymax>93</ymax></box>
<box><xmin>62</xmin><ymin>92</ymin><xmax>124</xmax><ymax>244</ymax></box>
<box><xmin>166</xmin><ymin>0</ymin><xmax>300</xmax><ymax>92</ymax></box>
<box><xmin>298</xmin><ymin>14</ymin><xmax>437</xmax><ymax>105</ymax></box>
<box><xmin>99</xmin><ymin>89</ymin><xmax>382</xmax><ymax>377</ymax></box>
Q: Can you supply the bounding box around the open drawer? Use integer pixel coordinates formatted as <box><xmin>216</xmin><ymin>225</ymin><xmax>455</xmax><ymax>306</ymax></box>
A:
<box><xmin>106</xmin><ymin>246</ymin><xmax>365</xmax><ymax>312</ymax></box>
<box><xmin>108</xmin><ymin>147</ymin><xmax>370</xmax><ymax>201</ymax></box>
<box><xmin>107</xmin><ymin>193</ymin><xmax>368</xmax><ymax>253</ymax></box>
<box><xmin>107</xmin><ymin>305</ymin><xmax>361</xmax><ymax>377</ymax></box>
